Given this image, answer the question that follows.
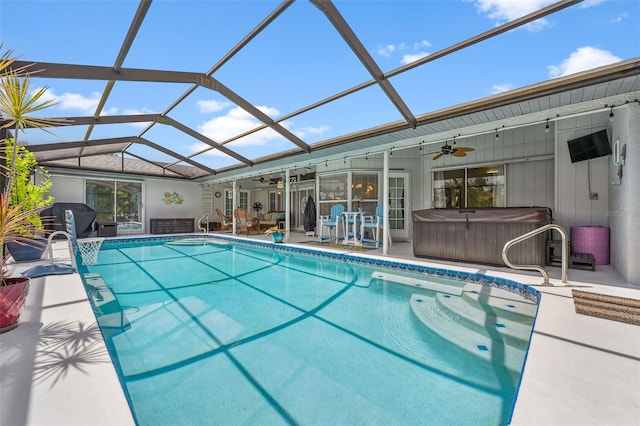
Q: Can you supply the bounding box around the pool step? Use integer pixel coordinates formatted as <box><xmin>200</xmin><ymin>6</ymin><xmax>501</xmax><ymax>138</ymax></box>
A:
<box><xmin>434</xmin><ymin>292</ymin><xmax>534</xmax><ymax>350</ymax></box>
<box><xmin>83</xmin><ymin>273</ymin><xmax>130</xmax><ymax>337</ymax></box>
<box><xmin>371</xmin><ymin>271</ymin><xmax>463</xmax><ymax>296</ymax></box>
<box><xmin>410</xmin><ymin>289</ymin><xmax>534</xmax><ymax>373</ymax></box>
<box><xmin>461</xmin><ymin>283</ymin><xmax>537</xmax><ymax>320</ymax></box>
<box><xmin>165</xmin><ymin>238</ymin><xmax>231</xmax><ymax>247</ymax></box>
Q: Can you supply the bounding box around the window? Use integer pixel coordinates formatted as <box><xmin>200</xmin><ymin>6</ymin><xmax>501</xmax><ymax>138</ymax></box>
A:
<box><xmin>351</xmin><ymin>173</ymin><xmax>378</xmax><ymax>214</ymax></box>
<box><xmin>85</xmin><ymin>179</ymin><xmax>143</xmax><ymax>232</ymax></box>
<box><xmin>433</xmin><ymin>169</ymin><xmax>465</xmax><ymax>208</ymax></box>
<box><xmin>388</xmin><ymin>176</ymin><xmax>405</xmax><ymax>230</ymax></box>
<box><xmin>224</xmin><ymin>189</ymin><xmax>249</xmax><ymax>217</ymax></box>
<box><xmin>268</xmin><ymin>190</ymin><xmax>283</xmax><ymax>212</ymax></box>
<box><xmin>433</xmin><ymin>165</ymin><xmax>505</xmax><ymax>208</ymax></box>
<box><xmin>318</xmin><ymin>173</ymin><xmax>347</xmax><ymax>216</ymax></box>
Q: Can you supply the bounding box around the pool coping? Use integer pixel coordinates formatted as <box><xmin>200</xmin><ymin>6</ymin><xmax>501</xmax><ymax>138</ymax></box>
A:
<box><xmin>102</xmin><ymin>234</ymin><xmax>542</xmax><ymax>305</ymax></box>
<box><xmin>2</xmin><ymin>235</ymin><xmax>639</xmax><ymax>425</ymax></box>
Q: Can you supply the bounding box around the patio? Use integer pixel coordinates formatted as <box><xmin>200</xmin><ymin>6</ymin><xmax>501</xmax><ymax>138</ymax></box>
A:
<box><xmin>1</xmin><ymin>234</ymin><xmax>638</xmax><ymax>425</ymax></box>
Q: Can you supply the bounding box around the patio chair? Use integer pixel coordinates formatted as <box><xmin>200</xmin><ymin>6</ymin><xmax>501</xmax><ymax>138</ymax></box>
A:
<box><xmin>215</xmin><ymin>209</ymin><xmax>233</xmax><ymax>233</ymax></box>
<box><xmin>361</xmin><ymin>204</ymin><xmax>392</xmax><ymax>248</ymax></box>
<box><xmin>234</xmin><ymin>208</ymin><xmax>261</xmax><ymax>235</ymax></box>
<box><xmin>318</xmin><ymin>204</ymin><xmax>345</xmax><ymax>242</ymax></box>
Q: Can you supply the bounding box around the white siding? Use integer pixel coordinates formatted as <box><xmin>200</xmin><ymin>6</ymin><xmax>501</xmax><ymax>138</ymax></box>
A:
<box><xmin>46</xmin><ymin>174</ymin><xmax>85</xmax><ymax>203</ymax></box>
<box><xmin>608</xmin><ymin>102</ymin><xmax>640</xmax><ymax>284</ymax></box>
<box><xmin>46</xmin><ymin>173</ymin><xmax>203</xmax><ymax>233</ymax></box>
<box><xmin>555</xmin><ymin>111</ymin><xmax>610</xmax><ymax>231</ymax></box>
<box><xmin>507</xmin><ymin>159</ymin><xmax>554</xmax><ymax>208</ymax></box>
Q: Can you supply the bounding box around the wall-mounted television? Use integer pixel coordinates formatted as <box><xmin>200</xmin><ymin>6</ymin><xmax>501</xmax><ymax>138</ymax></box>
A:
<box><xmin>567</xmin><ymin>129</ymin><xmax>611</xmax><ymax>163</ymax></box>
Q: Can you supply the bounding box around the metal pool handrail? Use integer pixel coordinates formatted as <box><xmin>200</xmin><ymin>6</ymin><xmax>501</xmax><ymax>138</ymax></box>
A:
<box><xmin>198</xmin><ymin>214</ymin><xmax>209</xmax><ymax>233</ymax></box>
<box><xmin>502</xmin><ymin>224</ymin><xmax>568</xmax><ymax>285</ymax></box>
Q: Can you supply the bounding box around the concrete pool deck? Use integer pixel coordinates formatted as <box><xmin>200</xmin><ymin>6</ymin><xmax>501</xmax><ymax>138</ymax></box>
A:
<box><xmin>1</xmin><ymin>233</ymin><xmax>639</xmax><ymax>425</ymax></box>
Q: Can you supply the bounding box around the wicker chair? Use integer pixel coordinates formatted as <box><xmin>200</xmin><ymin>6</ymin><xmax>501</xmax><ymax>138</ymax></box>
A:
<box><xmin>234</xmin><ymin>208</ymin><xmax>261</xmax><ymax>235</ymax></box>
<box><xmin>215</xmin><ymin>208</ymin><xmax>233</xmax><ymax>233</ymax></box>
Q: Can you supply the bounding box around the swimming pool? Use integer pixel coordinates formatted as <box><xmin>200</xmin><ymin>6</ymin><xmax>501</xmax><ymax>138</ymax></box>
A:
<box><xmin>79</xmin><ymin>235</ymin><xmax>538</xmax><ymax>425</ymax></box>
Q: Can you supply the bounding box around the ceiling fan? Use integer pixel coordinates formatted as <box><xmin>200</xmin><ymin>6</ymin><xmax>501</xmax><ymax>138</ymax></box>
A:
<box><xmin>427</xmin><ymin>139</ymin><xmax>474</xmax><ymax>160</ymax></box>
<box><xmin>250</xmin><ymin>176</ymin><xmax>278</xmax><ymax>184</ymax></box>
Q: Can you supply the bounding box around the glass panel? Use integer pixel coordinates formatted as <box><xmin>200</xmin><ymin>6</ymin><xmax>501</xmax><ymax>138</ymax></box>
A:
<box><xmin>86</xmin><ymin>179</ymin><xmax>115</xmax><ymax>222</ymax></box>
<box><xmin>239</xmin><ymin>191</ymin><xmax>249</xmax><ymax>210</ymax></box>
<box><xmin>115</xmin><ymin>181</ymin><xmax>142</xmax><ymax>230</ymax></box>
<box><xmin>352</xmin><ymin>173</ymin><xmax>378</xmax><ymax>213</ymax></box>
<box><xmin>269</xmin><ymin>190</ymin><xmax>283</xmax><ymax>212</ymax></box>
<box><xmin>318</xmin><ymin>174</ymin><xmax>347</xmax><ymax>216</ymax></box>
<box><xmin>433</xmin><ymin>169</ymin><xmax>465</xmax><ymax>208</ymax></box>
<box><xmin>388</xmin><ymin>176</ymin><xmax>405</xmax><ymax>230</ymax></box>
<box><xmin>86</xmin><ymin>179</ymin><xmax>144</xmax><ymax>232</ymax></box>
<box><xmin>224</xmin><ymin>190</ymin><xmax>233</xmax><ymax>217</ymax></box>
<box><xmin>433</xmin><ymin>166</ymin><xmax>505</xmax><ymax>208</ymax></box>
<box><xmin>225</xmin><ymin>190</ymin><xmax>249</xmax><ymax>216</ymax></box>
<box><xmin>467</xmin><ymin>166</ymin><xmax>506</xmax><ymax>207</ymax></box>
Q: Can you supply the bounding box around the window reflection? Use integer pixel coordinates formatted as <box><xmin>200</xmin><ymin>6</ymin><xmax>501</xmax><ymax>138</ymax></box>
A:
<box><xmin>433</xmin><ymin>165</ymin><xmax>505</xmax><ymax>208</ymax></box>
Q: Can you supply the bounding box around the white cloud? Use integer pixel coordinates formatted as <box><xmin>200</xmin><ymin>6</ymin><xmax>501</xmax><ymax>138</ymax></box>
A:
<box><xmin>414</xmin><ymin>40</ymin><xmax>432</xmax><ymax>49</ymax></box>
<box><xmin>377</xmin><ymin>41</ymin><xmax>430</xmax><ymax>64</ymax></box>
<box><xmin>491</xmin><ymin>83</ymin><xmax>515</xmax><ymax>94</ymax></box>
<box><xmin>401</xmin><ymin>52</ymin><xmax>430</xmax><ymax>65</ymax></box>
<box><xmin>294</xmin><ymin>124</ymin><xmax>330</xmax><ymax>139</ymax></box>
<box><xmin>194</xmin><ymin>105</ymin><xmax>329</xmax><ymax>155</ymax></box>
<box><xmin>122</xmin><ymin>107</ymin><xmax>155</xmax><ymax>115</ymax></box>
<box><xmin>46</xmin><ymin>89</ymin><xmax>103</xmax><ymax>114</ymax></box>
<box><xmin>579</xmin><ymin>0</ymin><xmax>604</xmax><ymax>8</ymax></box>
<box><xmin>610</xmin><ymin>12</ymin><xmax>628</xmax><ymax>24</ymax></box>
<box><xmin>376</xmin><ymin>44</ymin><xmax>396</xmax><ymax>57</ymax></box>
<box><xmin>547</xmin><ymin>46</ymin><xmax>621</xmax><ymax>78</ymax></box>
<box><xmin>197</xmin><ymin>105</ymin><xmax>281</xmax><ymax>146</ymax></box>
<box><xmin>197</xmin><ymin>99</ymin><xmax>231</xmax><ymax>113</ymax></box>
<box><xmin>121</xmin><ymin>107</ymin><xmax>156</xmax><ymax>128</ymax></box>
<box><xmin>470</xmin><ymin>0</ymin><xmax>556</xmax><ymax>31</ymax></box>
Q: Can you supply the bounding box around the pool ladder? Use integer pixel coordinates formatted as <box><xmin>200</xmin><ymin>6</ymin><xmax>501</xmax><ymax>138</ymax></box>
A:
<box><xmin>46</xmin><ymin>230</ymin><xmax>77</xmax><ymax>269</ymax></box>
<box><xmin>198</xmin><ymin>214</ymin><xmax>209</xmax><ymax>233</ymax></box>
<box><xmin>502</xmin><ymin>224</ymin><xmax>568</xmax><ymax>285</ymax></box>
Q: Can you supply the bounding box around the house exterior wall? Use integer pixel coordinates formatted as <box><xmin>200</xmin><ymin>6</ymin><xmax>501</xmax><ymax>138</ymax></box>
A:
<box><xmin>506</xmin><ymin>159</ymin><xmax>554</xmax><ymax>208</ymax></box>
<box><xmin>42</xmin><ymin>174</ymin><xmax>85</xmax><ymax>203</ymax></box>
<box><xmin>555</xmin><ymin>111</ymin><xmax>611</xmax><ymax>231</ymax></box>
<box><xmin>422</xmin><ymin>122</ymin><xmax>555</xmax><ymax>211</ymax></box>
<box><xmin>37</xmin><ymin>108</ymin><xmax>639</xmax><ymax>283</ymax></box>
<box><xmin>145</xmin><ymin>179</ymin><xmax>203</xmax><ymax>230</ymax></box>
<box><xmin>44</xmin><ymin>172</ymin><xmax>203</xmax><ymax>234</ymax></box>
<box><xmin>609</xmin><ymin>102</ymin><xmax>640</xmax><ymax>284</ymax></box>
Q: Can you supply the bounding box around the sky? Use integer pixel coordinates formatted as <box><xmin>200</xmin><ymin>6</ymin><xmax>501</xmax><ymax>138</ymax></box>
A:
<box><xmin>0</xmin><ymin>0</ymin><xmax>639</xmax><ymax>172</ymax></box>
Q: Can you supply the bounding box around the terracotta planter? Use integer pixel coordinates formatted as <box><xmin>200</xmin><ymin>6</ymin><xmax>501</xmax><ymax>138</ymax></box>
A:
<box><xmin>0</xmin><ymin>277</ymin><xmax>30</xmax><ymax>332</ymax></box>
<box><xmin>6</xmin><ymin>238</ymin><xmax>48</xmax><ymax>262</ymax></box>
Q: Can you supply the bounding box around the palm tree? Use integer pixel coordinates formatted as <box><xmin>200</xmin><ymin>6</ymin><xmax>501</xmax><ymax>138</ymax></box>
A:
<box><xmin>0</xmin><ymin>44</ymin><xmax>69</xmax><ymax>284</ymax></box>
<box><xmin>0</xmin><ymin>44</ymin><xmax>67</xmax><ymax>192</ymax></box>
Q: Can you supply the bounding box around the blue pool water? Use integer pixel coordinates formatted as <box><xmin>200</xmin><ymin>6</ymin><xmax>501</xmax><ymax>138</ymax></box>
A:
<box><xmin>79</xmin><ymin>236</ymin><xmax>538</xmax><ymax>426</ymax></box>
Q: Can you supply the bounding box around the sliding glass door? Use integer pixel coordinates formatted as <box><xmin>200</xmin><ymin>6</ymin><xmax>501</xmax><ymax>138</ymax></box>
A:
<box><xmin>85</xmin><ymin>179</ymin><xmax>143</xmax><ymax>233</ymax></box>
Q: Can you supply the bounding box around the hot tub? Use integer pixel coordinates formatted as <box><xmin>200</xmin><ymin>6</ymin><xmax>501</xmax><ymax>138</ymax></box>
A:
<box><xmin>412</xmin><ymin>207</ymin><xmax>551</xmax><ymax>266</ymax></box>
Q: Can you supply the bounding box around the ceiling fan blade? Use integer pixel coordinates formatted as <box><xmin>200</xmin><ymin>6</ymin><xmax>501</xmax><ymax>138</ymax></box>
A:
<box><xmin>455</xmin><ymin>147</ymin><xmax>474</xmax><ymax>152</ymax></box>
<box><xmin>450</xmin><ymin>150</ymin><xmax>467</xmax><ymax>157</ymax></box>
<box><xmin>432</xmin><ymin>153</ymin><xmax>444</xmax><ymax>160</ymax></box>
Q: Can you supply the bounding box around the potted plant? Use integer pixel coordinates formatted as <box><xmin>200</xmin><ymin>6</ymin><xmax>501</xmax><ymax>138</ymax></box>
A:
<box><xmin>3</xmin><ymin>138</ymin><xmax>53</xmax><ymax>261</ymax></box>
<box><xmin>0</xmin><ymin>44</ymin><xmax>65</xmax><ymax>331</ymax></box>
<box><xmin>264</xmin><ymin>225</ymin><xmax>287</xmax><ymax>243</ymax></box>
<box><xmin>0</xmin><ymin>191</ymin><xmax>35</xmax><ymax>331</ymax></box>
